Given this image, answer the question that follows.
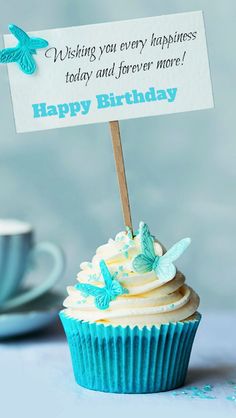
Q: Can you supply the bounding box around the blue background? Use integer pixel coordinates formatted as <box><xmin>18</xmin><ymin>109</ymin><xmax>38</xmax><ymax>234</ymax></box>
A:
<box><xmin>0</xmin><ymin>0</ymin><xmax>235</xmax><ymax>309</ymax></box>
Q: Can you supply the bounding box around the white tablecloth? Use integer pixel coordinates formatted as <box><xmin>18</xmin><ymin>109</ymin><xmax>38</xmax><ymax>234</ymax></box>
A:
<box><xmin>1</xmin><ymin>312</ymin><xmax>236</xmax><ymax>418</ymax></box>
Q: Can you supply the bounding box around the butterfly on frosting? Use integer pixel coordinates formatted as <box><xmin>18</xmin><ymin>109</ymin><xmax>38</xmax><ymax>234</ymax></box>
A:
<box><xmin>75</xmin><ymin>260</ymin><xmax>128</xmax><ymax>310</ymax></box>
<box><xmin>132</xmin><ymin>222</ymin><xmax>191</xmax><ymax>281</ymax></box>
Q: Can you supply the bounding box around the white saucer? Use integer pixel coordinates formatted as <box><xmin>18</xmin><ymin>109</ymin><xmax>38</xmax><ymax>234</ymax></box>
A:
<box><xmin>0</xmin><ymin>290</ymin><xmax>63</xmax><ymax>339</ymax></box>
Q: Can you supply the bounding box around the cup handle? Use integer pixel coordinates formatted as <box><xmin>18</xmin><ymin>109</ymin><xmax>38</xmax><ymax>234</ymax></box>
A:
<box><xmin>0</xmin><ymin>242</ymin><xmax>65</xmax><ymax>311</ymax></box>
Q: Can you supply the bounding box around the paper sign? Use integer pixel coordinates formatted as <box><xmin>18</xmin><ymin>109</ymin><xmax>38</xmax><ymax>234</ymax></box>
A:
<box><xmin>3</xmin><ymin>11</ymin><xmax>213</xmax><ymax>133</ymax></box>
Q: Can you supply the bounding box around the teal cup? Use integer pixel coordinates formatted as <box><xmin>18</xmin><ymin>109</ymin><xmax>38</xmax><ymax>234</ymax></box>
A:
<box><xmin>0</xmin><ymin>219</ymin><xmax>65</xmax><ymax>311</ymax></box>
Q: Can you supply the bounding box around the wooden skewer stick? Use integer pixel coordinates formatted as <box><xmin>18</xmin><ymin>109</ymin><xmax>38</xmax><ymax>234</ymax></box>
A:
<box><xmin>109</xmin><ymin>120</ymin><xmax>133</xmax><ymax>234</ymax></box>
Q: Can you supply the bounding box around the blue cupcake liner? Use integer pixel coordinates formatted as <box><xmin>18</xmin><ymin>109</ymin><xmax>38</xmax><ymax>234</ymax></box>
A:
<box><xmin>59</xmin><ymin>311</ymin><xmax>201</xmax><ymax>394</ymax></box>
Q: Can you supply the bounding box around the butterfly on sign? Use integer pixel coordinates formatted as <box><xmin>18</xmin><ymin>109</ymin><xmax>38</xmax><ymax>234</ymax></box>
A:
<box><xmin>75</xmin><ymin>260</ymin><xmax>129</xmax><ymax>310</ymax></box>
<box><xmin>0</xmin><ymin>24</ymin><xmax>48</xmax><ymax>75</ymax></box>
<box><xmin>132</xmin><ymin>222</ymin><xmax>191</xmax><ymax>281</ymax></box>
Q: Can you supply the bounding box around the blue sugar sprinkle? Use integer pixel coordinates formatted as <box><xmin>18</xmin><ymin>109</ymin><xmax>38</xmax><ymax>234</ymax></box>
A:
<box><xmin>172</xmin><ymin>385</ymin><xmax>217</xmax><ymax>400</ymax></box>
<box><xmin>77</xmin><ymin>299</ymin><xmax>86</xmax><ymax>305</ymax></box>
<box><xmin>198</xmin><ymin>393</ymin><xmax>216</xmax><ymax>400</ymax></box>
<box><xmin>203</xmin><ymin>384</ymin><xmax>213</xmax><ymax>392</ymax></box>
<box><xmin>88</xmin><ymin>273</ymin><xmax>100</xmax><ymax>282</ymax></box>
<box><xmin>186</xmin><ymin>386</ymin><xmax>198</xmax><ymax>390</ymax></box>
<box><xmin>115</xmin><ymin>235</ymin><xmax>123</xmax><ymax>242</ymax></box>
<box><xmin>171</xmin><ymin>391</ymin><xmax>181</xmax><ymax>397</ymax></box>
<box><xmin>123</xmin><ymin>244</ymin><xmax>130</xmax><ymax>250</ymax></box>
<box><xmin>126</xmin><ymin>227</ymin><xmax>133</xmax><ymax>240</ymax></box>
<box><xmin>170</xmin><ymin>383</ymin><xmax>236</xmax><ymax>402</ymax></box>
<box><xmin>226</xmin><ymin>396</ymin><xmax>236</xmax><ymax>402</ymax></box>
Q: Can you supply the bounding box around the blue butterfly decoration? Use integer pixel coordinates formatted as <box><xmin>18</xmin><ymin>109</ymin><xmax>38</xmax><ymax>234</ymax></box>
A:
<box><xmin>132</xmin><ymin>222</ymin><xmax>191</xmax><ymax>281</ymax></box>
<box><xmin>0</xmin><ymin>24</ymin><xmax>48</xmax><ymax>75</ymax></box>
<box><xmin>75</xmin><ymin>260</ymin><xmax>129</xmax><ymax>310</ymax></box>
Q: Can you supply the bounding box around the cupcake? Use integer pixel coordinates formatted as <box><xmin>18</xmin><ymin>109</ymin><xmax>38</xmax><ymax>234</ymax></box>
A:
<box><xmin>60</xmin><ymin>222</ymin><xmax>200</xmax><ymax>393</ymax></box>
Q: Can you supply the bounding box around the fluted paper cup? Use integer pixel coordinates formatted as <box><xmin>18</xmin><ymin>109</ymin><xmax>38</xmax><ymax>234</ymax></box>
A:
<box><xmin>60</xmin><ymin>311</ymin><xmax>201</xmax><ymax>394</ymax></box>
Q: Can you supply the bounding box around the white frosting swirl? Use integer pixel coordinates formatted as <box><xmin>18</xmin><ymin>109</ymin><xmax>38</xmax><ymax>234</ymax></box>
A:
<box><xmin>63</xmin><ymin>228</ymin><xmax>200</xmax><ymax>327</ymax></box>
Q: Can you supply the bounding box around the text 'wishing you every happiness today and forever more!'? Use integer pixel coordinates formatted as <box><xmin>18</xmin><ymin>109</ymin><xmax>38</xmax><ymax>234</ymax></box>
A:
<box><xmin>44</xmin><ymin>31</ymin><xmax>195</xmax><ymax>86</ymax></box>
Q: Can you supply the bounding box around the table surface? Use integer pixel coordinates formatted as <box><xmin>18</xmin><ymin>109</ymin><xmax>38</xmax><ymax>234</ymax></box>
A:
<box><xmin>1</xmin><ymin>311</ymin><xmax>236</xmax><ymax>418</ymax></box>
